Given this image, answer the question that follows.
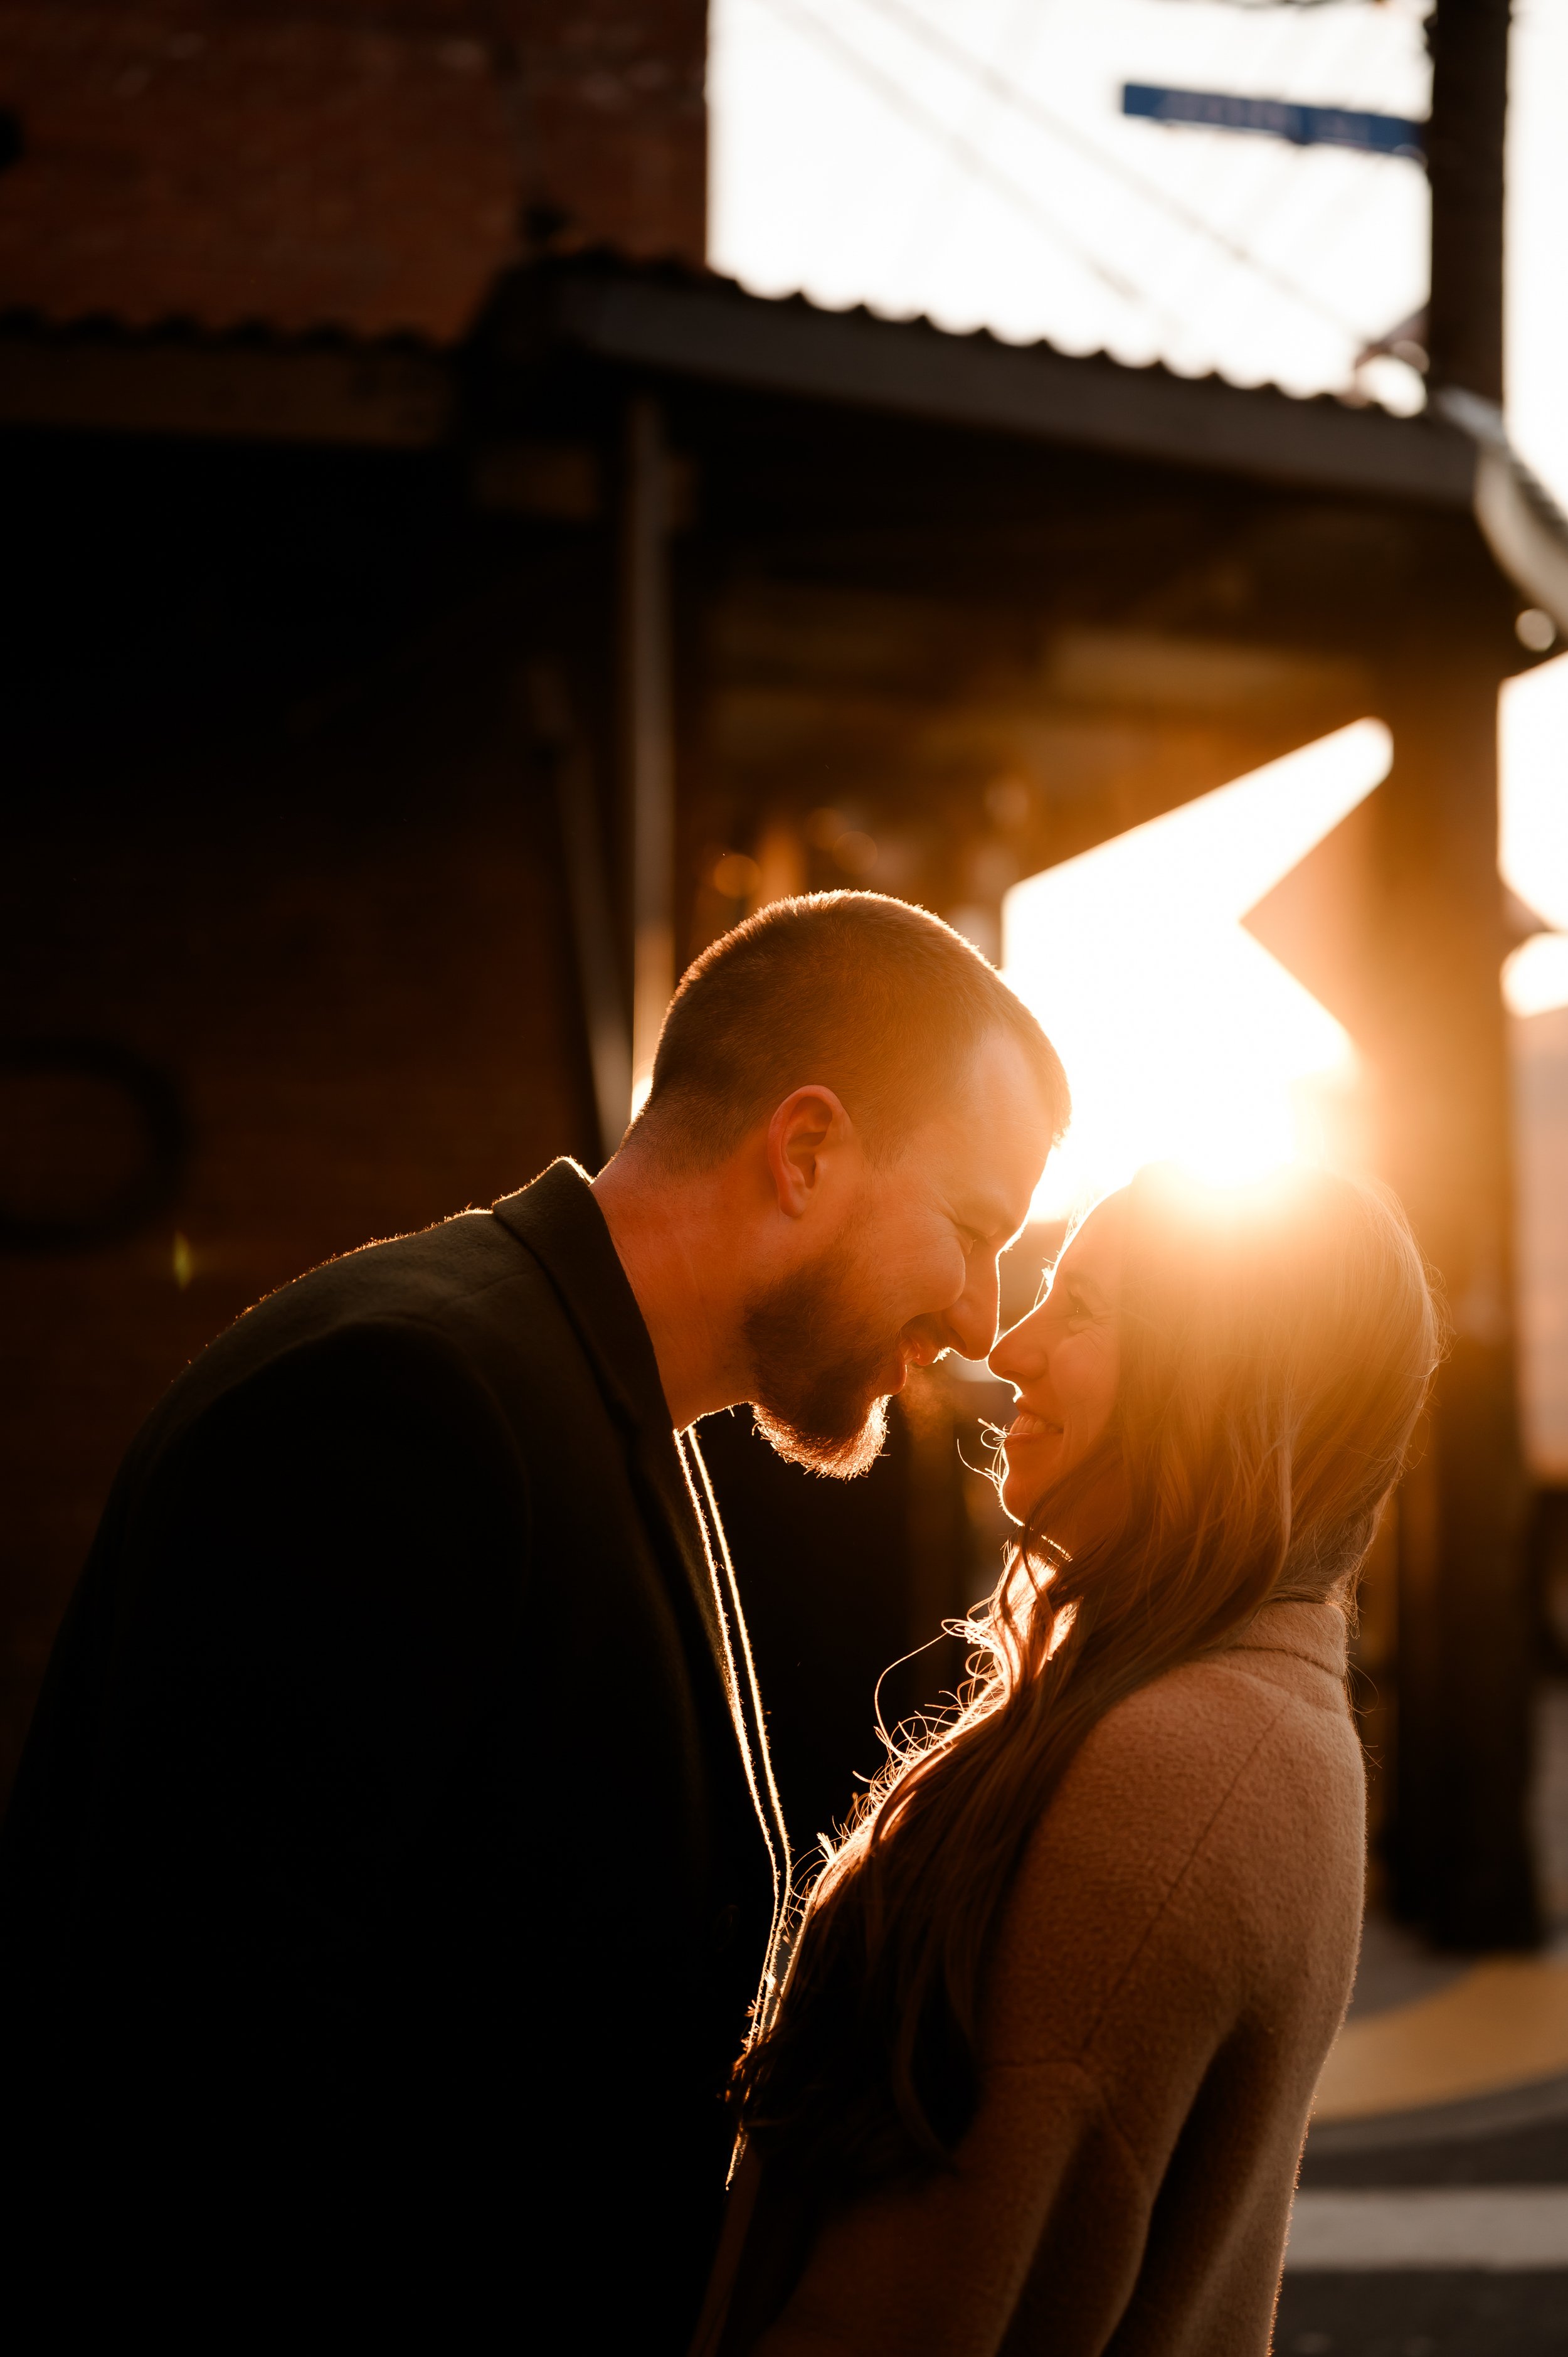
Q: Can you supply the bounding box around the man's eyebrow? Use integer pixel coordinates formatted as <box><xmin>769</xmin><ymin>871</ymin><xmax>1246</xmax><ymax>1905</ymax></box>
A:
<box><xmin>961</xmin><ymin>1193</ymin><xmax>1025</xmax><ymax>1240</ymax></box>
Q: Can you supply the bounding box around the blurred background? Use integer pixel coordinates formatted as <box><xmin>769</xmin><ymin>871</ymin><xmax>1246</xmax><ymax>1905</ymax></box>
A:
<box><xmin>3</xmin><ymin>3</ymin><xmax>1568</xmax><ymax>2334</ymax></box>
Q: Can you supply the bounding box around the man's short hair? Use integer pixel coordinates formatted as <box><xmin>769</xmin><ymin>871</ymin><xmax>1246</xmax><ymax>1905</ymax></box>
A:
<box><xmin>632</xmin><ymin>891</ymin><xmax>1069</xmax><ymax>1166</ymax></box>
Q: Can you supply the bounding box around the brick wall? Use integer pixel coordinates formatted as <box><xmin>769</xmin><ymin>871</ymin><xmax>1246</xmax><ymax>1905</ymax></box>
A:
<box><xmin>514</xmin><ymin>0</ymin><xmax>709</xmax><ymax>267</ymax></box>
<box><xmin>0</xmin><ymin>432</ymin><xmax>601</xmax><ymax>1804</ymax></box>
<box><xmin>0</xmin><ymin>1</ymin><xmax>709</xmax><ymax>340</ymax></box>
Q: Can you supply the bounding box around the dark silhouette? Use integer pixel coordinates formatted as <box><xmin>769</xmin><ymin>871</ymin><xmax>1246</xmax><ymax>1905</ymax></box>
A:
<box><xmin>1</xmin><ymin>892</ymin><xmax>1064</xmax><ymax>2341</ymax></box>
<box><xmin>3</xmin><ymin>1166</ymin><xmax>771</xmax><ymax>2334</ymax></box>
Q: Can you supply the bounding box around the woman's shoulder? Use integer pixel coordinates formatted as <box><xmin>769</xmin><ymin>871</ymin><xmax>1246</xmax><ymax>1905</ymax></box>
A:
<box><xmin>985</xmin><ymin>1602</ymin><xmax>1365</xmax><ymax>2057</ymax></box>
<box><xmin>1079</xmin><ymin>1599</ymin><xmax>1357</xmax><ymax>1789</ymax></box>
<box><xmin>1061</xmin><ymin>1600</ymin><xmax>1362</xmax><ymax>1871</ymax></box>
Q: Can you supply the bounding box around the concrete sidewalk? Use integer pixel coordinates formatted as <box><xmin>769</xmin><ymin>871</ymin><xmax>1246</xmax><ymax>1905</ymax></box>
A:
<box><xmin>1275</xmin><ymin>1681</ymin><xmax>1568</xmax><ymax>2353</ymax></box>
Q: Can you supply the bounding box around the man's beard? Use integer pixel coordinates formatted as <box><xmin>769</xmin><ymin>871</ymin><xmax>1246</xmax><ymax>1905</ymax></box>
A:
<box><xmin>743</xmin><ymin>1235</ymin><xmax>901</xmax><ymax>1478</ymax></box>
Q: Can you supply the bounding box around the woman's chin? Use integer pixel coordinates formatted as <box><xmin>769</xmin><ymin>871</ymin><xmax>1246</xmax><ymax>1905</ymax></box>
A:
<box><xmin>999</xmin><ymin>1442</ymin><xmax>1056</xmax><ymax>1525</ymax></box>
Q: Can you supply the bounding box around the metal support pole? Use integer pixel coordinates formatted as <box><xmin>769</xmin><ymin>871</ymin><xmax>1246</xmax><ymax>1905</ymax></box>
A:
<box><xmin>1380</xmin><ymin>0</ymin><xmax>1533</xmax><ymax>1948</ymax></box>
<box><xmin>1426</xmin><ymin>0</ymin><xmax>1511</xmax><ymax>405</ymax></box>
<box><xmin>1377</xmin><ymin>652</ymin><xmax>1538</xmax><ymax>1947</ymax></box>
<box><xmin>527</xmin><ymin>659</ymin><xmax>631</xmax><ymax>1166</ymax></box>
<box><xmin>622</xmin><ymin>395</ymin><xmax>676</xmax><ymax>1119</ymax></box>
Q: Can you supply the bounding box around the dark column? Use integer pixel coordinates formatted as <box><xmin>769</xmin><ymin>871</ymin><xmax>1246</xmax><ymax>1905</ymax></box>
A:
<box><xmin>526</xmin><ymin>659</ymin><xmax>632</xmax><ymax>1166</ymax></box>
<box><xmin>1375</xmin><ymin>0</ymin><xmax>1533</xmax><ymax>1947</ymax></box>
<box><xmin>1425</xmin><ymin>0</ymin><xmax>1510</xmax><ymax>403</ymax></box>
<box><xmin>1376</xmin><ymin>643</ymin><xmax>1537</xmax><ymax>1947</ymax></box>
<box><xmin>620</xmin><ymin>393</ymin><xmax>676</xmax><ymax>1117</ymax></box>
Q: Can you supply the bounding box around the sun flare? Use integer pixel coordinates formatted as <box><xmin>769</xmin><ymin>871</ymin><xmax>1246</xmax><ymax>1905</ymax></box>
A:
<box><xmin>1002</xmin><ymin>720</ymin><xmax>1394</xmax><ymax>1220</ymax></box>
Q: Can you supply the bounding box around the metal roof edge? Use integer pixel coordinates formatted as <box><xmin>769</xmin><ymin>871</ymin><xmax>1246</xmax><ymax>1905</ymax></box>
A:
<box><xmin>536</xmin><ymin>265</ymin><xmax>1475</xmax><ymax>509</ymax></box>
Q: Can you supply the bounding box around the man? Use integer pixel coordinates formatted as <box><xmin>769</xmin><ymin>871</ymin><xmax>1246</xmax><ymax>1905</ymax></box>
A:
<box><xmin>1</xmin><ymin>891</ymin><xmax>1066</xmax><ymax>2340</ymax></box>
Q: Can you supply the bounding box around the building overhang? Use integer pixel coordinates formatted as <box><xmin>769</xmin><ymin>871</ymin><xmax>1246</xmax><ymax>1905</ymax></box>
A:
<box><xmin>521</xmin><ymin>265</ymin><xmax>1475</xmax><ymax>510</ymax></box>
<box><xmin>0</xmin><ymin>258</ymin><xmax>1476</xmax><ymax>514</ymax></box>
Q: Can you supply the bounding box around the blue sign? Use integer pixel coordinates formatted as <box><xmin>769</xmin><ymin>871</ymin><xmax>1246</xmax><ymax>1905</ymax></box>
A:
<box><xmin>1123</xmin><ymin>84</ymin><xmax>1425</xmax><ymax>161</ymax></box>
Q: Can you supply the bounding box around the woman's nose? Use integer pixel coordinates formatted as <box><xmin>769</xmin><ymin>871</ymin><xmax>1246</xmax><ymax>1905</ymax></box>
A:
<box><xmin>988</xmin><ymin>1303</ymin><xmax>1047</xmax><ymax>1383</ymax></box>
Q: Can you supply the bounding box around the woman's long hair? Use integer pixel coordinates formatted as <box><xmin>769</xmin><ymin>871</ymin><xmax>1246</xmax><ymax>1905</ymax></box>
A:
<box><xmin>734</xmin><ymin>1162</ymin><xmax>1441</xmax><ymax>2193</ymax></box>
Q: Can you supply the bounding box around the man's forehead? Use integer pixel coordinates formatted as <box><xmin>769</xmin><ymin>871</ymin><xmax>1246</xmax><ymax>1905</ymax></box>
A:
<box><xmin>923</xmin><ymin>1076</ymin><xmax>1054</xmax><ymax>1229</ymax></box>
<box><xmin>958</xmin><ymin>1026</ymin><xmax>1056</xmax><ymax>1116</ymax></box>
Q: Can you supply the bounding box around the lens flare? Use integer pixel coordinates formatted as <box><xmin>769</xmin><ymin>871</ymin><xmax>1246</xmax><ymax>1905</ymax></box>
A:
<box><xmin>1003</xmin><ymin>719</ymin><xmax>1392</xmax><ymax>1218</ymax></box>
<box><xmin>1500</xmin><ymin>650</ymin><xmax>1568</xmax><ymax>1018</ymax></box>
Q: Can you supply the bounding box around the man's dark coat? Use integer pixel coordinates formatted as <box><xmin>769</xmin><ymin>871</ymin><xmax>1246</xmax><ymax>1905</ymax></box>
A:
<box><xmin>1</xmin><ymin>1160</ymin><xmax>785</xmax><ymax>2341</ymax></box>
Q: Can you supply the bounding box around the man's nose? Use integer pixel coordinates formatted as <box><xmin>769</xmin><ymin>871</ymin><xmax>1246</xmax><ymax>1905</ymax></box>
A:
<box><xmin>945</xmin><ymin>1264</ymin><xmax>1001</xmax><ymax>1363</ymax></box>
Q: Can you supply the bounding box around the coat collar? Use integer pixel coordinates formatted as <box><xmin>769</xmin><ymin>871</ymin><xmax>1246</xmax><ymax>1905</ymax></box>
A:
<box><xmin>1226</xmin><ymin>1598</ymin><xmax>1350</xmax><ymax>1681</ymax></box>
<box><xmin>489</xmin><ymin>1160</ymin><xmax>717</xmax><ymax>1658</ymax></box>
<box><xmin>490</xmin><ymin>1156</ymin><xmax>668</xmax><ymax>1435</ymax></box>
<box><xmin>490</xmin><ymin>1159</ymin><xmax>788</xmax><ymax>1939</ymax></box>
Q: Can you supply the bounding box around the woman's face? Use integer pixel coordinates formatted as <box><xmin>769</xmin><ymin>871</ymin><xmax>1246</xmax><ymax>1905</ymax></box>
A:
<box><xmin>988</xmin><ymin>1196</ymin><xmax>1126</xmax><ymax>1524</ymax></box>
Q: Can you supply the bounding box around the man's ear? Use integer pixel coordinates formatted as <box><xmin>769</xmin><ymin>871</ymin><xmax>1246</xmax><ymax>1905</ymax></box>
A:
<box><xmin>765</xmin><ymin>1086</ymin><xmax>853</xmax><ymax>1219</ymax></box>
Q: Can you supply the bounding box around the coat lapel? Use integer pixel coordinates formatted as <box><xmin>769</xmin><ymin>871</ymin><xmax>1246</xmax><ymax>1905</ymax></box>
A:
<box><xmin>682</xmin><ymin>1427</ymin><xmax>790</xmax><ymax>1976</ymax></box>
<box><xmin>490</xmin><ymin>1162</ymin><xmax>789</xmax><ymax>1947</ymax></box>
<box><xmin>490</xmin><ymin>1161</ymin><xmax>723</xmax><ymax>1653</ymax></box>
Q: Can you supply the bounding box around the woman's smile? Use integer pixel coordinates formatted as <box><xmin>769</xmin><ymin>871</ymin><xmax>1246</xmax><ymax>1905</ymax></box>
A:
<box><xmin>988</xmin><ymin>1198</ymin><xmax>1127</xmax><ymax>1524</ymax></box>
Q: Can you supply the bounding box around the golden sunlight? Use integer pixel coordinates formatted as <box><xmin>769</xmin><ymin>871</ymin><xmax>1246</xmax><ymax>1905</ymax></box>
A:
<box><xmin>1500</xmin><ymin>649</ymin><xmax>1568</xmax><ymax>1018</ymax></box>
<box><xmin>1002</xmin><ymin>720</ymin><xmax>1394</xmax><ymax>1220</ymax></box>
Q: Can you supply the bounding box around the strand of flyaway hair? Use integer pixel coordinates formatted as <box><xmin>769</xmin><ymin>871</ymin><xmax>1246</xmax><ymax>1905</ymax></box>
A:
<box><xmin>842</xmin><ymin>0</ymin><xmax>1379</xmax><ymax>349</ymax></box>
<box><xmin>754</xmin><ymin>0</ymin><xmax>1188</xmax><ymax>334</ymax></box>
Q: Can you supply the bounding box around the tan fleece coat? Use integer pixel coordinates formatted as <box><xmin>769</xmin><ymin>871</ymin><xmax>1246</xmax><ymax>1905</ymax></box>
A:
<box><xmin>708</xmin><ymin>1600</ymin><xmax>1364</xmax><ymax>2357</ymax></box>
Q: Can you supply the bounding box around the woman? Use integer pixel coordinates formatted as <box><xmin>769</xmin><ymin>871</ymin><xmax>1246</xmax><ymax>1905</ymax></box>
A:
<box><xmin>697</xmin><ymin>1160</ymin><xmax>1439</xmax><ymax>2357</ymax></box>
